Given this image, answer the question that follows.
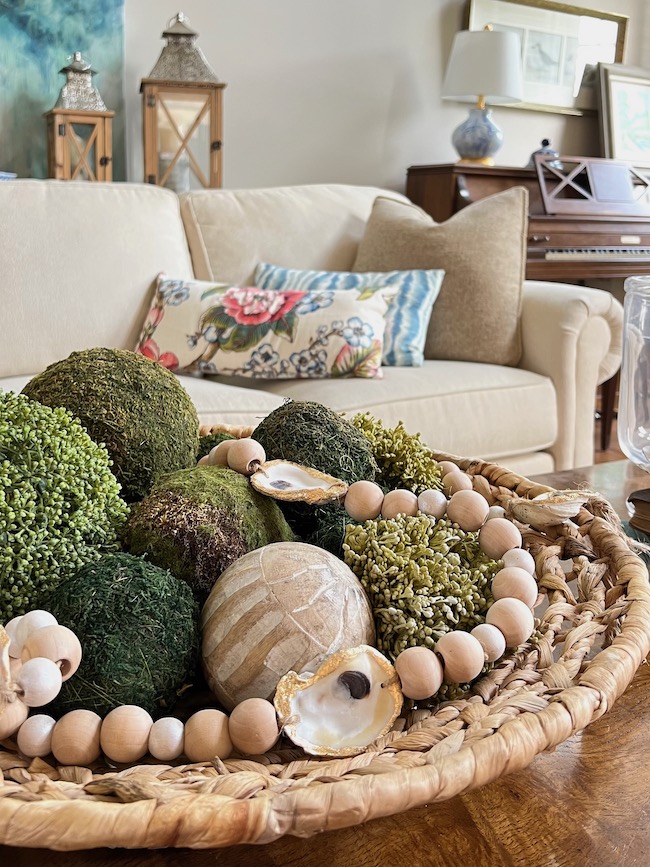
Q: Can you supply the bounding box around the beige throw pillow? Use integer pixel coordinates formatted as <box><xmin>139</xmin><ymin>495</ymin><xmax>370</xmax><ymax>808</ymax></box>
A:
<box><xmin>352</xmin><ymin>187</ymin><xmax>528</xmax><ymax>366</ymax></box>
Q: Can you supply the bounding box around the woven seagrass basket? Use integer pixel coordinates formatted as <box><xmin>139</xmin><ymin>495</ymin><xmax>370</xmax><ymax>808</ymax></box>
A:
<box><xmin>1</xmin><ymin>452</ymin><xmax>649</xmax><ymax>851</ymax></box>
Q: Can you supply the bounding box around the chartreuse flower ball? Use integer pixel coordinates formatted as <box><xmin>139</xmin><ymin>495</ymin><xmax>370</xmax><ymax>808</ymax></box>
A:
<box><xmin>0</xmin><ymin>391</ymin><xmax>128</xmax><ymax>621</ymax></box>
<box><xmin>22</xmin><ymin>347</ymin><xmax>199</xmax><ymax>502</ymax></box>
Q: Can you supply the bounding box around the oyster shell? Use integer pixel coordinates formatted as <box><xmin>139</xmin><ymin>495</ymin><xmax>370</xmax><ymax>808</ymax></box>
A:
<box><xmin>507</xmin><ymin>489</ymin><xmax>596</xmax><ymax>529</ymax></box>
<box><xmin>274</xmin><ymin>644</ymin><xmax>403</xmax><ymax>756</ymax></box>
<box><xmin>249</xmin><ymin>459</ymin><xmax>348</xmax><ymax>505</ymax></box>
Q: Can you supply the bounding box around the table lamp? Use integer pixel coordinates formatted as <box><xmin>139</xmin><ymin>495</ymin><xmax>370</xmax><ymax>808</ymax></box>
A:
<box><xmin>442</xmin><ymin>28</ymin><xmax>523</xmax><ymax>166</ymax></box>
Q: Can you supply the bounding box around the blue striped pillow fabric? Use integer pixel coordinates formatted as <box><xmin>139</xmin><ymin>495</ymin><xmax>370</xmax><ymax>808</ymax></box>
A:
<box><xmin>253</xmin><ymin>263</ymin><xmax>444</xmax><ymax>366</ymax></box>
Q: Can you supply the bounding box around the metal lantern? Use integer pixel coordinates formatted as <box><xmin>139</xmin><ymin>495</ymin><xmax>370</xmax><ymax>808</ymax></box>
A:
<box><xmin>44</xmin><ymin>52</ymin><xmax>114</xmax><ymax>181</ymax></box>
<box><xmin>140</xmin><ymin>12</ymin><xmax>226</xmax><ymax>192</ymax></box>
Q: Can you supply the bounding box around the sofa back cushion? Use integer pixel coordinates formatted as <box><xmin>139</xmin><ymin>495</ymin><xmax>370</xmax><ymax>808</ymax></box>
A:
<box><xmin>179</xmin><ymin>184</ymin><xmax>408</xmax><ymax>286</ymax></box>
<box><xmin>352</xmin><ymin>188</ymin><xmax>528</xmax><ymax>367</ymax></box>
<box><xmin>0</xmin><ymin>181</ymin><xmax>193</xmax><ymax>378</ymax></box>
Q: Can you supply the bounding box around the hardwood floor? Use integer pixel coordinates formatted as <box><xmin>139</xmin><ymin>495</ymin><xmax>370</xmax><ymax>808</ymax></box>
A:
<box><xmin>595</xmin><ymin>415</ymin><xmax>625</xmax><ymax>464</ymax></box>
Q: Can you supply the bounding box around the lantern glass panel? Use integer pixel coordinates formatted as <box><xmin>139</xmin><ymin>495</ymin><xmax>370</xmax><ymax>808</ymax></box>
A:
<box><xmin>68</xmin><ymin>122</ymin><xmax>98</xmax><ymax>181</ymax></box>
<box><xmin>156</xmin><ymin>92</ymin><xmax>210</xmax><ymax>193</ymax></box>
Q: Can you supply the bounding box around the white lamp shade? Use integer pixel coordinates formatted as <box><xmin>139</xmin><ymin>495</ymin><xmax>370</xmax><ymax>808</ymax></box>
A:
<box><xmin>442</xmin><ymin>30</ymin><xmax>523</xmax><ymax>104</ymax></box>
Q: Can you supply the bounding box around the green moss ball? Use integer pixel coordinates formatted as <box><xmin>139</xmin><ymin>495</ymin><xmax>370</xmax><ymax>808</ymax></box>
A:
<box><xmin>45</xmin><ymin>552</ymin><xmax>199</xmax><ymax>718</ymax></box>
<box><xmin>122</xmin><ymin>465</ymin><xmax>295</xmax><ymax>605</ymax></box>
<box><xmin>22</xmin><ymin>348</ymin><xmax>199</xmax><ymax>502</ymax></box>
<box><xmin>252</xmin><ymin>400</ymin><xmax>378</xmax><ymax>483</ymax></box>
<box><xmin>0</xmin><ymin>391</ymin><xmax>128</xmax><ymax>622</ymax></box>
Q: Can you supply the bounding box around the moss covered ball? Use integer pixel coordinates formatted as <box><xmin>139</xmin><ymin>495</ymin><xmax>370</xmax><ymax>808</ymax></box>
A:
<box><xmin>45</xmin><ymin>552</ymin><xmax>199</xmax><ymax>718</ymax></box>
<box><xmin>123</xmin><ymin>465</ymin><xmax>295</xmax><ymax>604</ymax></box>
<box><xmin>252</xmin><ymin>400</ymin><xmax>378</xmax><ymax>484</ymax></box>
<box><xmin>0</xmin><ymin>391</ymin><xmax>129</xmax><ymax>622</ymax></box>
<box><xmin>22</xmin><ymin>348</ymin><xmax>199</xmax><ymax>502</ymax></box>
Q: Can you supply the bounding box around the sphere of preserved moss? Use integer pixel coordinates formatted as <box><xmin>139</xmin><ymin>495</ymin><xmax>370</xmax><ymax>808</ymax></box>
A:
<box><xmin>352</xmin><ymin>413</ymin><xmax>443</xmax><ymax>494</ymax></box>
<box><xmin>45</xmin><ymin>553</ymin><xmax>199</xmax><ymax>718</ymax></box>
<box><xmin>122</xmin><ymin>465</ymin><xmax>295</xmax><ymax>605</ymax></box>
<box><xmin>0</xmin><ymin>392</ymin><xmax>128</xmax><ymax>622</ymax></box>
<box><xmin>22</xmin><ymin>348</ymin><xmax>199</xmax><ymax>502</ymax></box>
<box><xmin>252</xmin><ymin>400</ymin><xmax>378</xmax><ymax>484</ymax></box>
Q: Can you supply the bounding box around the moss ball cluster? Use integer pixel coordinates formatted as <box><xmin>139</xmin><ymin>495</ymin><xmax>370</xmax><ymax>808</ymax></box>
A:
<box><xmin>0</xmin><ymin>391</ymin><xmax>129</xmax><ymax>621</ymax></box>
<box><xmin>253</xmin><ymin>400</ymin><xmax>378</xmax><ymax>483</ymax></box>
<box><xmin>123</xmin><ymin>465</ymin><xmax>295</xmax><ymax>604</ymax></box>
<box><xmin>22</xmin><ymin>348</ymin><xmax>199</xmax><ymax>502</ymax></box>
<box><xmin>352</xmin><ymin>413</ymin><xmax>443</xmax><ymax>494</ymax></box>
<box><xmin>45</xmin><ymin>552</ymin><xmax>199</xmax><ymax>718</ymax></box>
<box><xmin>343</xmin><ymin>513</ymin><xmax>498</xmax><ymax>663</ymax></box>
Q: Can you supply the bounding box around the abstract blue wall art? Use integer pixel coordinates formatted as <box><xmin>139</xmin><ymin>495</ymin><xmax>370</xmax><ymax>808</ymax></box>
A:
<box><xmin>0</xmin><ymin>0</ymin><xmax>125</xmax><ymax>179</ymax></box>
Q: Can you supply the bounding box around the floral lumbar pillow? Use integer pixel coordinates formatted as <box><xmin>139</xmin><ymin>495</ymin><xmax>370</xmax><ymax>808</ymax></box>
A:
<box><xmin>135</xmin><ymin>274</ymin><xmax>393</xmax><ymax>379</ymax></box>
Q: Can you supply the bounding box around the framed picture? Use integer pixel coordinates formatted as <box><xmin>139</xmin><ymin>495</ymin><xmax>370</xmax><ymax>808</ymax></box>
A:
<box><xmin>466</xmin><ymin>0</ymin><xmax>628</xmax><ymax>115</ymax></box>
<box><xmin>598</xmin><ymin>64</ymin><xmax>650</xmax><ymax>169</ymax></box>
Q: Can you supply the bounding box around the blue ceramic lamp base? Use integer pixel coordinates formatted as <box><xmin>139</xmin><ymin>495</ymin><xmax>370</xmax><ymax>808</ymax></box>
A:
<box><xmin>451</xmin><ymin>107</ymin><xmax>503</xmax><ymax>166</ymax></box>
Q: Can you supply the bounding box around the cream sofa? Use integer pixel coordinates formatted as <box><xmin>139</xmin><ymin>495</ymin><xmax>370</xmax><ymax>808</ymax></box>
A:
<box><xmin>0</xmin><ymin>180</ymin><xmax>622</xmax><ymax>475</ymax></box>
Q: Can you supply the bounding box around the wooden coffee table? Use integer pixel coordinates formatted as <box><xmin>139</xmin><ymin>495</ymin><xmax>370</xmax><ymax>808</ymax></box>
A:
<box><xmin>3</xmin><ymin>461</ymin><xmax>649</xmax><ymax>867</ymax></box>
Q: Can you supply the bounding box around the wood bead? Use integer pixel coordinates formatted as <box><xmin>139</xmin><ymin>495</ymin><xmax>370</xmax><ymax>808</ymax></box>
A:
<box><xmin>51</xmin><ymin>709</ymin><xmax>102</xmax><ymax>765</ymax></box>
<box><xmin>16</xmin><ymin>714</ymin><xmax>56</xmax><ymax>758</ymax></box>
<box><xmin>13</xmin><ymin>610</ymin><xmax>57</xmax><ymax>655</ymax></box>
<box><xmin>471</xmin><ymin>623</ymin><xmax>506</xmax><ymax>663</ymax></box>
<box><xmin>435</xmin><ymin>632</ymin><xmax>485</xmax><ymax>683</ymax></box>
<box><xmin>15</xmin><ymin>657</ymin><xmax>63</xmax><ymax>707</ymax></box>
<box><xmin>394</xmin><ymin>646</ymin><xmax>444</xmax><ymax>700</ymax></box>
<box><xmin>21</xmin><ymin>624</ymin><xmax>82</xmax><ymax>681</ymax></box>
<box><xmin>344</xmin><ymin>480</ymin><xmax>385</xmax><ymax>522</ymax></box>
<box><xmin>502</xmin><ymin>547</ymin><xmax>536</xmax><ymax>575</ymax></box>
<box><xmin>446</xmin><ymin>489</ymin><xmax>490</xmax><ymax>532</ymax></box>
<box><xmin>478</xmin><ymin>518</ymin><xmax>522</xmax><ymax>559</ymax></box>
<box><xmin>228</xmin><ymin>698</ymin><xmax>280</xmax><ymax>755</ymax></box>
<box><xmin>417</xmin><ymin>489</ymin><xmax>448</xmax><ymax>519</ymax></box>
<box><xmin>486</xmin><ymin>598</ymin><xmax>535</xmax><ymax>647</ymax></box>
<box><xmin>100</xmin><ymin>705</ymin><xmax>153</xmax><ymax>764</ymax></box>
<box><xmin>148</xmin><ymin>717</ymin><xmax>185</xmax><ymax>761</ymax></box>
<box><xmin>226</xmin><ymin>438</ymin><xmax>266</xmax><ymax>475</ymax></box>
<box><xmin>208</xmin><ymin>439</ymin><xmax>234</xmax><ymax>467</ymax></box>
<box><xmin>184</xmin><ymin>709</ymin><xmax>233</xmax><ymax>762</ymax></box>
<box><xmin>492</xmin><ymin>567</ymin><xmax>538</xmax><ymax>608</ymax></box>
<box><xmin>442</xmin><ymin>471</ymin><xmax>473</xmax><ymax>496</ymax></box>
<box><xmin>381</xmin><ymin>489</ymin><xmax>418</xmax><ymax>520</ymax></box>
<box><xmin>437</xmin><ymin>461</ymin><xmax>458</xmax><ymax>476</ymax></box>
<box><xmin>0</xmin><ymin>696</ymin><xmax>28</xmax><ymax>739</ymax></box>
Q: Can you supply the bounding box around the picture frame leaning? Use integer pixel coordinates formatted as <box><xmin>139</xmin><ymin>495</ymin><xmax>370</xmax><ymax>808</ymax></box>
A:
<box><xmin>598</xmin><ymin>63</ymin><xmax>650</xmax><ymax>170</ymax></box>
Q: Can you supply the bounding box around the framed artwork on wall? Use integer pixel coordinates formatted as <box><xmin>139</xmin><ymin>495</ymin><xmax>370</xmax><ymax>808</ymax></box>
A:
<box><xmin>0</xmin><ymin>1</ymin><xmax>125</xmax><ymax>180</ymax></box>
<box><xmin>466</xmin><ymin>0</ymin><xmax>628</xmax><ymax>115</ymax></box>
<box><xmin>598</xmin><ymin>64</ymin><xmax>650</xmax><ymax>170</ymax></box>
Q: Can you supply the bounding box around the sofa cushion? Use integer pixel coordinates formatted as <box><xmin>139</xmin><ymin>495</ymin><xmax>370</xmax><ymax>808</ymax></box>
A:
<box><xmin>352</xmin><ymin>189</ymin><xmax>528</xmax><ymax>367</ymax></box>
<box><xmin>179</xmin><ymin>184</ymin><xmax>408</xmax><ymax>286</ymax></box>
<box><xmin>209</xmin><ymin>361</ymin><xmax>557</xmax><ymax>464</ymax></box>
<box><xmin>0</xmin><ymin>181</ymin><xmax>194</xmax><ymax>379</ymax></box>
<box><xmin>135</xmin><ymin>274</ymin><xmax>392</xmax><ymax>379</ymax></box>
<box><xmin>253</xmin><ymin>263</ymin><xmax>444</xmax><ymax>366</ymax></box>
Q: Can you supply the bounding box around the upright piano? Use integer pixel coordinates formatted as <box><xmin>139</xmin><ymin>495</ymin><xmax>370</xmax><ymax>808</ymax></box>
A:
<box><xmin>405</xmin><ymin>161</ymin><xmax>650</xmax><ymax>281</ymax></box>
<box><xmin>405</xmin><ymin>160</ymin><xmax>649</xmax><ymax>449</ymax></box>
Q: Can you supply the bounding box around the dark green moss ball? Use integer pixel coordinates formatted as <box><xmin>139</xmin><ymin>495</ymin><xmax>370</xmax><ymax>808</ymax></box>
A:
<box><xmin>252</xmin><ymin>400</ymin><xmax>378</xmax><ymax>483</ymax></box>
<box><xmin>45</xmin><ymin>552</ymin><xmax>199</xmax><ymax>718</ymax></box>
<box><xmin>122</xmin><ymin>465</ymin><xmax>295</xmax><ymax>605</ymax></box>
<box><xmin>22</xmin><ymin>348</ymin><xmax>199</xmax><ymax>502</ymax></box>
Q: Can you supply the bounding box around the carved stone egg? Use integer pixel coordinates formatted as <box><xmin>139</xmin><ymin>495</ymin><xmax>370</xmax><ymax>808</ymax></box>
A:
<box><xmin>200</xmin><ymin>541</ymin><xmax>375</xmax><ymax>711</ymax></box>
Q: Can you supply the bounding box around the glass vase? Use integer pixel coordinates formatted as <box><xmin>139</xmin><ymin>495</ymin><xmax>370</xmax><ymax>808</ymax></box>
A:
<box><xmin>618</xmin><ymin>276</ymin><xmax>650</xmax><ymax>471</ymax></box>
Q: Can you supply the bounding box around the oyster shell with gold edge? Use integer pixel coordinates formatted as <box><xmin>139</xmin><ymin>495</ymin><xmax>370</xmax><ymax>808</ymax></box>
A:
<box><xmin>250</xmin><ymin>459</ymin><xmax>348</xmax><ymax>505</ymax></box>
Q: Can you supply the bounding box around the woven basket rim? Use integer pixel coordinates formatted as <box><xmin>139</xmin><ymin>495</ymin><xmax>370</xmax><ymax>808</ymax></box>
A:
<box><xmin>1</xmin><ymin>452</ymin><xmax>649</xmax><ymax>851</ymax></box>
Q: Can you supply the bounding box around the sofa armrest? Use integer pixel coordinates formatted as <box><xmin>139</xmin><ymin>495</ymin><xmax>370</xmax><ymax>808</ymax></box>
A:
<box><xmin>520</xmin><ymin>280</ymin><xmax>624</xmax><ymax>471</ymax></box>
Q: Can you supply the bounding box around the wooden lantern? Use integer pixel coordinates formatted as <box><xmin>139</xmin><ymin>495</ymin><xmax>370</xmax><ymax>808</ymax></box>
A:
<box><xmin>141</xmin><ymin>13</ymin><xmax>226</xmax><ymax>192</ymax></box>
<box><xmin>45</xmin><ymin>52</ymin><xmax>114</xmax><ymax>181</ymax></box>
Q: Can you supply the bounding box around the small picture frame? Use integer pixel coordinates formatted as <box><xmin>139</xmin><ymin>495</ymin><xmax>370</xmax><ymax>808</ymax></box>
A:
<box><xmin>598</xmin><ymin>63</ymin><xmax>650</xmax><ymax>169</ymax></box>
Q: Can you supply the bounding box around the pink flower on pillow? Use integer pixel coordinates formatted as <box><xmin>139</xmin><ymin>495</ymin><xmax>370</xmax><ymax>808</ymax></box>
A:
<box><xmin>137</xmin><ymin>338</ymin><xmax>179</xmax><ymax>371</ymax></box>
<box><xmin>222</xmin><ymin>287</ymin><xmax>305</xmax><ymax>326</ymax></box>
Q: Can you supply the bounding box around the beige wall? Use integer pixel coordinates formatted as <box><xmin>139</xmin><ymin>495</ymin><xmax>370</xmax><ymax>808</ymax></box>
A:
<box><xmin>125</xmin><ymin>0</ymin><xmax>646</xmax><ymax>192</ymax></box>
